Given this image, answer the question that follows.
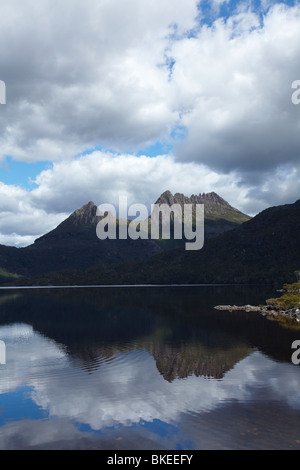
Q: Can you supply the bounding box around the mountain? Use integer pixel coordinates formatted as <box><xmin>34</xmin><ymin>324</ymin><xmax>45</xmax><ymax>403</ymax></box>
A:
<box><xmin>0</xmin><ymin>191</ymin><xmax>250</xmax><ymax>282</ymax></box>
<box><xmin>0</xmin><ymin>201</ymin><xmax>162</xmax><ymax>279</ymax></box>
<box><xmin>153</xmin><ymin>190</ymin><xmax>251</xmax><ymax>243</ymax></box>
<box><xmin>26</xmin><ymin>198</ymin><xmax>300</xmax><ymax>286</ymax></box>
<box><xmin>155</xmin><ymin>190</ymin><xmax>250</xmax><ymax>223</ymax></box>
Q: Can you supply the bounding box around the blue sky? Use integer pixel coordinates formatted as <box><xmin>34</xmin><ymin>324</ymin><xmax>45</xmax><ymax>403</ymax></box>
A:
<box><xmin>0</xmin><ymin>0</ymin><xmax>299</xmax><ymax>246</ymax></box>
<box><xmin>0</xmin><ymin>157</ymin><xmax>50</xmax><ymax>189</ymax></box>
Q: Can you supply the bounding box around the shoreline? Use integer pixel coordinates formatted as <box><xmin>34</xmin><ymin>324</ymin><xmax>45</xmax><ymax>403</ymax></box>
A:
<box><xmin>214</xmin><ymin>304</ymin><xmax>300</xmax><ymax>323</ymax></box>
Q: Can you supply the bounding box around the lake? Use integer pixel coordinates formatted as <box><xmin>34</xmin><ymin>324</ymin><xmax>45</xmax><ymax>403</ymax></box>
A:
<box><xmin>0</xmin><ymin>285</ymin><xmax>299</xmax><ymax>450</ymax></box>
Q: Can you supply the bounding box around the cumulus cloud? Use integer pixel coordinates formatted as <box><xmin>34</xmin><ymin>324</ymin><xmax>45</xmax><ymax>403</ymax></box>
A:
<box><xmin>0</xmin><ymin>148</ymin><xmax>299</xmax><ymax>246</ymax></box>
<box><xmin>0</xmin><ymin>1</ymin><xmax>299</xmax><ymax>245</ymax></box>
<box><xmin>0</xmin><ymin>151</ymin><xmax>253</xmax><ymax>246</ymax></box>
<box><xmin>0</xmin><ymin>182</ymin><xmax>68</xmax><ymax>246</ymax></box>
<box><xmin>30</xmin><ymin>151</ymin><xmax>237</xmax><ymax>212</ymax></box>
<box><xmin>171</xmin><ymin>4</ymin><xmax>300</xmax><ymax>175</ymax></box>
<box><xmin>0</xmin><ymin>0</ymin><xmax>198</xmax><ymax>162</ymax></box>
<box><xmin>1</xmin><ymin>1</ymin><xmax>299</xmax><ymax>170</ymax></box>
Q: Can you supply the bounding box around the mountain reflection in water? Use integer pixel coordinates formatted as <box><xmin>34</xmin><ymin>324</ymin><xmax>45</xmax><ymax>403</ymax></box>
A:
<box><xmin>0</xmin><ymin>285</ymin><xmax>299</xmax><ymax>450</ymax></box>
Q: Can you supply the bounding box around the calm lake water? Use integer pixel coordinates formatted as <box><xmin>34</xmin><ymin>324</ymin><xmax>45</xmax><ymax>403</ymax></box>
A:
<box><xmin>0</xmin><ymin>285</ymin><xmax>299</xmax><ymax>450</ymax></box>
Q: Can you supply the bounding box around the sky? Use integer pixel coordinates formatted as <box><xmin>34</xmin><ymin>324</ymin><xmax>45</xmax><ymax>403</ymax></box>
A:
<box><xmin>0</xmin><ymin>0</ymin><xmax>299</xmax><ymax>246</ymax></box>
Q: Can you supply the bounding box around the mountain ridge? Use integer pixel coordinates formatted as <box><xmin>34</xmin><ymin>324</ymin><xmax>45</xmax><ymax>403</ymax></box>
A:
<box><xmin>157</xmin><ymin>190</ymin><xmax>231</xmax><ymax>207</ymax></box>
<box><xmin>22</xmin><ymin>197</ymin><xmax>300</xmax><ymax>286</ymax></box>
<box><xmin>0</xmin><ymin>190</ymin><xmax>262</xmax><ymax>284</ymax></box>
<box><xmin>154</xmin><ymin>190</ymin><xmax>250</xmax><ymax>222</ymax></box>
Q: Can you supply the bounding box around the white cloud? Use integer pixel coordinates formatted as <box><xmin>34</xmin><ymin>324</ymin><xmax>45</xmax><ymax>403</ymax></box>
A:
<box><xmin>0</xmin><ymin>182</ymin><xmax>68</xmax><ymax>246</ymax></box>
<box><xmin>31</xmin><ymin>151</ymin><xmax>228</xmax><ymax>212</ymax></box>
<box><xmin>0</xmin><ymin>148</ymin><xmax>299</xmax><ymax>246</ymax></box>
<box><xmin>170</xmin><ymin>4</ymin><xmax>300</xmax><ymax>175</ymax></box>
<box><xmin>0</xmin><ymin>0</ymin><xmax>198</xmax><ymax>162</ymax></box>
<box><xmin>0</xmin><ymin>151</ymin><xmax>242</xmax><ymax>245</ymax></box>
<box><xmin>0</xmin><ymin>2</ymin><xmax>299</xmax><ymax>244</ymax></box>
<box><xmin>1</xmin><ymin>1</ymin><xmax>300</xmax><ymax>172</ymax></box>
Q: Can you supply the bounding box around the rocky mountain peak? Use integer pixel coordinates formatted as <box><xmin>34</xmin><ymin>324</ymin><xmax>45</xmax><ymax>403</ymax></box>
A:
<box><xmin>69</xmin><ymin>201</ymin><xmax>99</xmax><ymax>226</ymax></box>
<box><xmin>192</xmin><ymin>192</ymin><xmax>231</xmax><ymax>207</ymax></box>
<box><xmin>155</xmin><ymin>190</ymin><xmax>231</xmax><ymax>207</ymax></box>
<box><xmin>153</xmin><ymin>190</ymin><xmax>251</xmax><ymax>226</ymax></box>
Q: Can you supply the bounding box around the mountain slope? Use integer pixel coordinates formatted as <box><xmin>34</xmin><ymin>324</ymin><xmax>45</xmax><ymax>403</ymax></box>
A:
<box><xmin>0</xmin><ymin>191</ymin><xmax>250</xmax><ymax>280</ymax></box>
<box><xmin>155</xmin><ymin>190</ymin><xmax>250</xmax><ymax>223</ymax></box>
<box><xmin>153</xmin><ymin>190</ymin><xmax>251</xmax><ymax>244</ymax></box>
<box><xmin>27</xmin><ymin>198</ymin><xmax>300</xmax><ymax>286</ymax></box>
<box><xmin>0</xmin><ymin>201</ymin><xmax>162</xmax><ymax>278</ymax></box>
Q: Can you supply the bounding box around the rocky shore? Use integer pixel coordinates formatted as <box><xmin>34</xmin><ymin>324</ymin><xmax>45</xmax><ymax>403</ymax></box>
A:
<box><xmin>214</xmin><ymin>279</ymin><xmax>300</xmax><ymax>324</ymax></box>
<box><xmin>214</xmin><ymin>303</ymin><xmax>300</xmax><ymax>322</ymax></box>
